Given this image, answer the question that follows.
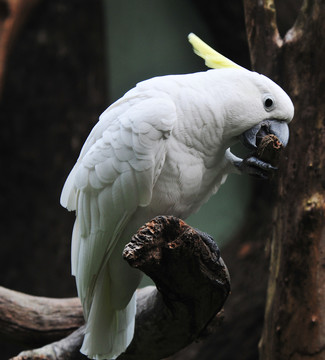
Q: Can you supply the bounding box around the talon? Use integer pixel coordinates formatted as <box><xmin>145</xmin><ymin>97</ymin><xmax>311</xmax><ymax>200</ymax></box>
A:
<box><xmin>244</xmin><ymin>156</ymin><xmax>277</xmax><ymax>171</ymax></box>
<box><xmin>235</xmin><ymin>155</ymin><xmax>276</xmax><ymax>179</ymax></box>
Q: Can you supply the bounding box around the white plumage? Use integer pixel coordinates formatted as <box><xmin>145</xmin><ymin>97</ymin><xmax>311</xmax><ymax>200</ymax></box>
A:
<box><xmin>61</xmin><ymin>36</ymin><xmax>294</xmax><ymax>359</ymax></box>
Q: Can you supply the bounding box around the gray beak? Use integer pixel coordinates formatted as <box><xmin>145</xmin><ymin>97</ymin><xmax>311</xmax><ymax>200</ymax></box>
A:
<box><xmin>240</xmin><ymin>119</ymin><xmax>289</xmax><ymax>150</ymax></box>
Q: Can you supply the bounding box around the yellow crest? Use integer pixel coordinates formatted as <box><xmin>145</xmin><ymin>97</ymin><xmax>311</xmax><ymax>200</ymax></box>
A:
<box><xmin>188</xmin><ymin>33</ymin><xmax>242</xmax><ymax>70</ymax></box>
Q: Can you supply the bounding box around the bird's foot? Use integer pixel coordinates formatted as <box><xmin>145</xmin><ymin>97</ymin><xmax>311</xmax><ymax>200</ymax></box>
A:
<box><xmin>234</xmin><ymin>155</ymin><xmax>276</xmax><ymax>179</ymax></box>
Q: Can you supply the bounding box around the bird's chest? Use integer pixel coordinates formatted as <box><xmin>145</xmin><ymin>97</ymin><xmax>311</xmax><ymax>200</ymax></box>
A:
<box><xmin>149</xmin><ymin>141</ymin><xmax>225</xmax><ymax>219</ymax></box>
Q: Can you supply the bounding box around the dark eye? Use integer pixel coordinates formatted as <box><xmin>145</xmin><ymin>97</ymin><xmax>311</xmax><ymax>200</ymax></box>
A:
<box><xmin>265</xmin><ymin>98</ymin><xmax>273</xmax><ymax>108</ymax></box>
<box><xmin>263</xmin><ymin>95</ymin><xmax>275</xmax><ymax>111</ymax></box>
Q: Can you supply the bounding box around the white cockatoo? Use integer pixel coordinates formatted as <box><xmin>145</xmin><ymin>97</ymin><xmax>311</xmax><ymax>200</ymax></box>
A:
<box><xmin>61</xmin><ymin>33</ymin><xmax>294</xmax><ymax>359</ymax></box>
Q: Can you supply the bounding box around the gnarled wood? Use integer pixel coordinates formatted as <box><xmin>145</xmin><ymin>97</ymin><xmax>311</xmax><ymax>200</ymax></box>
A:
<box><xmin>2</xmin><ymin>216</ymin><xmax>229</xmax><ymax>360</ymax></box>
<box><xmin>119</xmin><ymin>216</ymin><xmax>230</xmax><ymax>359</ymax></box>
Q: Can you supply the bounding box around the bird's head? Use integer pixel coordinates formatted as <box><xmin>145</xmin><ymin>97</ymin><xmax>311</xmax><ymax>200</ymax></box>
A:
<box><xmin>218</xmin><ymin>69</ymin><xmax>294</xmax><ymax>147</ymax></box>
<box><xmin>188</xmin><ymin>33</ymin><xmax>294</xmax><ymax>178</ymax></box>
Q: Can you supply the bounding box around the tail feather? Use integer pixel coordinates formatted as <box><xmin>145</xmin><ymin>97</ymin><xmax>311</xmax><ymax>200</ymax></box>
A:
<box><xmin>80</xmin><ymin>265</ymin><xmax>136</xmax><ymax>360</ymax></box>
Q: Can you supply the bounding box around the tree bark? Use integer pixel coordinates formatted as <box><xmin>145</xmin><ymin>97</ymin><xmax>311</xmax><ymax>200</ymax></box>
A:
<box><xmin>166</xmin><ymin>192</ymin><xmax>271</xmax><ymax>360</ymax></box>
<box><xmin>119</xmin><ymin>216</ymin><xmax>230</xmax><ymax>360</ymax></box>
<box><xmin>2</xmin><ymin>216</ymin><xmax>230</xmax><ymax>360</ymax></box>
<box><xmin>11</xmin><ymin>326</ymin><xmax>86</xmax><ymax>360</ymax></box>
<box><xmin>243</xmin><ymin>0</ymin><xmax>325</xmax><ymax>359</ymax></box>
<box><xmin>0</xmin><ymin>286</ymin><xmax>84</xmax><ymax>347</ymax></box>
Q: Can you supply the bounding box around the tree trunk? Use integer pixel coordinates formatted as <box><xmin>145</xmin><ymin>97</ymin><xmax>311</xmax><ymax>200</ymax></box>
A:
<box><xmin>243</xmin><ymin>0</ymin><xmax>325</xmax><ymax>358</ymax></box>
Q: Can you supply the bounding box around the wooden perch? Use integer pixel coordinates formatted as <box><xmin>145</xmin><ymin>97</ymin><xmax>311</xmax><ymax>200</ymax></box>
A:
<box><xmin>2</xmin><ymin>216</ymin><xmax>230</xmax><ymax>360</ymax></box>
<box><xmin>119</xmin><ymin>216</ymin><xmax>230</xmax><ymax>359</ymax></box>
<box><xmin>0</xmin><ymin>286</ymin><xmax>84</xmax><ymax>346</ymax></box>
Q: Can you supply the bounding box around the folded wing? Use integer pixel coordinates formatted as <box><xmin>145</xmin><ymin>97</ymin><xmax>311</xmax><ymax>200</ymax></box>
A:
<box><xmin>61</xmin><ymin>96</ymin><xmax>176</xmax><ymax>358</ymax></box>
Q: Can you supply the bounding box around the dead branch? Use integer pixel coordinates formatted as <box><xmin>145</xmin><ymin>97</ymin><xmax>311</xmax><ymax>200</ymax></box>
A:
<box><xmin>119</xmin><ymin>216</ymin><xmax>230</xmax><ymax>359</ymax></box>
<box><xmin>2</xmin><ymin>216</ymin><xmax>229</xmax><ymax>360</ymax></box>
<box><xmin>10</xmin><ymin>326</ymin><xmax>86</xmax><ymax>360</ymax></box>
<box><xmin>0</xmin><ymin>286</ymin><xmax>84</xmax><ymax>346</ymax></box>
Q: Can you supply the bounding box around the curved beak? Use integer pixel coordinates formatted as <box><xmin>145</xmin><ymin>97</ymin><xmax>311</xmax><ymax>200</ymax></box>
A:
<box><xmin>240</xmin><ymin>119</ymin><xmax>289</xmax><ymax>150</ymax></box>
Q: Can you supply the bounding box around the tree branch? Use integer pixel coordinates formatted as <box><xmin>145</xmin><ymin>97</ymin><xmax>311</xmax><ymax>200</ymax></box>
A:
<box><xmin>2</xmin><ymin>216</ymin><xmax>230</xmax><ymax>360</ymax></box>
<box><xmin>0</xmin><ymin>286</ymin><xmax>84</xmax><ymax>346</ymax></box>
<box><xmin>287</xmin><ymin>0</ymin><xmax>325</xmax><ymax>44</ymax></box>
<box><xmin>119</xmin><ymin>216</ymin><xmax>230</xmax><ymax>359</ymax></box>
<box><xmin>11</xmin><ymin>326</ymin><xmax>86</xmax><ymax>360</ymax></box>
<box><xmin>243</xmin><ymin>0</ymin><xmax>282</xmax><ymax>75</ymax></box>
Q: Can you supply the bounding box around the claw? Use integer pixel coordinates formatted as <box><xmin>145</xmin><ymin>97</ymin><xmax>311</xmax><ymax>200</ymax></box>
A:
<box><xmin>235</xmin><ymin>155</ymin><xmax>277</xmax><ymax>179</ymax></box>
<box><xmin>244</xmin><ymin>156</ymin><xmax>277</xmax><ymax>171</ymax></box>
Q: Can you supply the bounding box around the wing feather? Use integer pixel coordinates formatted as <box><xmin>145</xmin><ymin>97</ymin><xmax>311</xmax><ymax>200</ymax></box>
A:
<box><xmin>94</xmin><ymin>158</ymin><xmax>118</xmax><ymax>184</ymax></box>
<box><xmin>62</xmin><ymin>96</ymin><xmax>177</xmax><ymax>317</ymax></box>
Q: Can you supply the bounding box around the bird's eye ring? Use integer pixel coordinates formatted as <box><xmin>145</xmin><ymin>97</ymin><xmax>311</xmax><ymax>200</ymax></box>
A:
<box><xmin>263</xmin><ymin>94</ymin><xmax>275</xmax><ymax>111</ymax></box>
